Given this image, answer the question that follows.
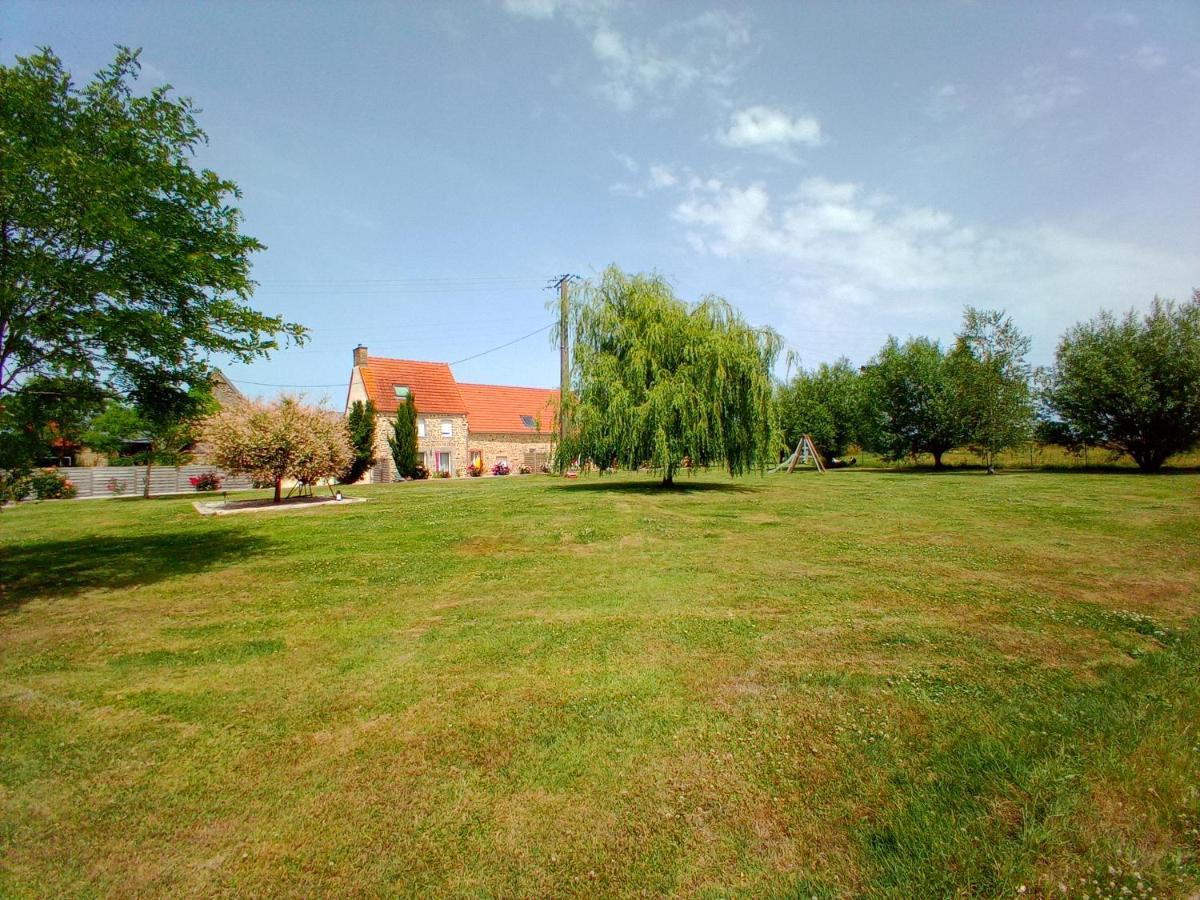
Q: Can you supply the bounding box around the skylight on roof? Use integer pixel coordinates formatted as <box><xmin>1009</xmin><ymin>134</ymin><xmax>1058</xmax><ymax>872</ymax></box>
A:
<box><xmin>521</xmin><ymin>415</ymin><xmax>536</xmax><ymax>429</ymax></box>
<box><xmin>393</xmin><ymin>385</ymin><xmax>410</xmax><ymax>398</ymax></box>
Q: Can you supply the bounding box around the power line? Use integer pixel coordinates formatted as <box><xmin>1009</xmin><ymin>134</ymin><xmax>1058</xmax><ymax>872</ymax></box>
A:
<box><xmin>226</xmin><ymin>321</ymin><xmax>557</xmax><ymax>389</ymax></box>
<box><xmin>449</xmin><ymin>321</ymin><xmax>556</xmax><ymax>366</ymax></box>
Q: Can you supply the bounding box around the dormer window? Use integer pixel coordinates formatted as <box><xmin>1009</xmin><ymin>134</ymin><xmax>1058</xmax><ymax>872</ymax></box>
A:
<box><xmin>521</xmin><ymin>415</ymin><xmax>537</xmax><ymax>429</ymax></box>
<box><xmin>392</xmin><ymin>385</ymin><xmax>410</xmax><ymax>399</ymax></box>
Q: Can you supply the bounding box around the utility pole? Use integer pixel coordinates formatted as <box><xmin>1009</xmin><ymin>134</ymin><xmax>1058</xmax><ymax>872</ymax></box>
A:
<box><xmin>547</xmin><ymin>274</ymin><xmax>578</xmax><ymax>471</ymax></box>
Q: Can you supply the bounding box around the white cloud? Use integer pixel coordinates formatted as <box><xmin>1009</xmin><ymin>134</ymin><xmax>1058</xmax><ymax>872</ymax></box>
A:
<box><xmin>501</xmin><ymin>0</ymin><xmax>561</xmax><ymax>19</ymax></box>
<box><xmin>923</xmin><ymin>83</ymin><xmax>969</xmax><ymax>120</ymax></box>
<box><xmin>612</xmin><ymin>151</ymin><xmax>639</xmax><ymax>173</ymax></box>
<box><xmin>718</xmin><ymin>106</ymin><xmax>823</xmax><ymax>155</ymax></box>
<box><xmin>670</xmin><ymin>173</ymin><xmax>1197</xmax><ymax>357</ymax></box>
<box><xmin>1005</xmin><ymin>67</ymin><xmax>1085</xmax><ymax>120</ymax></box>
<box><xmin>1123</xmin><ymin>43</ymin><xmax>1168</xmax><ymax>72</ymax></box>
<box><xmin>588</xmin><ymin>26</ymin><xmax>703</xmax><ymax>111</ymax></box>
<box><xmin>499</xmin><ymin>3</ymin><xmax>753</xmax><ymax>111</ymax></box>
<box><xmin>648</xmin><ymin>164</ymin><xmax>678</xmax><ymax>189</ymax></box>
<box><xmin>608</xmin><ymin>181</ymin><xmax>646</xmax><ymax>198</ymax></box>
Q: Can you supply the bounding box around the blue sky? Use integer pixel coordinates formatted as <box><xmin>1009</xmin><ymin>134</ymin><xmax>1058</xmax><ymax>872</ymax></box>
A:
<box><xmin>5</xmin><ymin>1</ymin><xmax>1198</xmax><ymax>399</ymax></box>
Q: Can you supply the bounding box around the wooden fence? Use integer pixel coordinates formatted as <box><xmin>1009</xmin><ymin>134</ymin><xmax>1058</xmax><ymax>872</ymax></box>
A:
<box><xmin>57</xmin><ymin>465</ymin><xmax>256</xmax><ymax>499</ymax></box>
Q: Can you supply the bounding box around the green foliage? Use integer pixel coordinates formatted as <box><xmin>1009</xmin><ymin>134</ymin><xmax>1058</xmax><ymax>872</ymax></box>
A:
<box><xmin>0</xmin><ymin>469</ymin><xmax>33</xmax><ymax>503</ymax></box>
<box><xmin>388</xmin><ymin>393</ymin><xmax>420</xmax><ymax>479</ymax></box>
<box><xmin>777</xmin><ymin>358</ymin><xmax>863</xmax><ymax>462</ymax></box>
<box><xmin>564</xmin><ymin>266</ymin><xmax>780</xmax><ymax>485</ymax></box>
<box><xmin>860</xmin><ymin>337</ymin><xmax>969</xmax><ymax>468</ymax></box>
<box><xmin>0</xmin><ymin>47</ymin><xmax>305</xmax><ymax>399</ymax></box>
<box><xmin>1044</xmin><ymin>293</ymin><xmax>1200</xmax><ymax>472</ymax></box>
<box><xmin>342</xmin><ymin>400</ymin><xmax>378</xmax><ymax>483</ymax></box>
<box><xmin>29</xmin><ymin>467</ymin><xmax>76</xmax><ymax>499</ymax></box>
<box><xmin>951</xmin><ymin>307</ymin><xmax>1034</xmax><ymax>472</ymax></box>
<box><xmin>0</xmin><ymin>376</ymin><xmax>109</xmax><ymax>472</ymax></box>
<box><xmin>82</xmin><ymin>378</ymin><xmax>214</xmax><ymax>495</ymax></box>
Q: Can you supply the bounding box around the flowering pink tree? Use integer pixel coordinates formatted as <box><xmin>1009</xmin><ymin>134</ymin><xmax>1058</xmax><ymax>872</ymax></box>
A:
<box><xmin>205</xmin><ymin>397</ymin><xmax>352</xmax><ymax>502</ymax></box>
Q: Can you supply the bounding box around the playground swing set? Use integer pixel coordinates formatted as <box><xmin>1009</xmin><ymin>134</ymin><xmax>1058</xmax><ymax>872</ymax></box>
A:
<box><xmin>771</xmin><ymin>434</ymin><xmax>827</xmax><ymax>474</ymax></box>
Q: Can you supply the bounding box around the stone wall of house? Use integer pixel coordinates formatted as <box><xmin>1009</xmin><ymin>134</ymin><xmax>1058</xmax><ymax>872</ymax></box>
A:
<box><xmin>469</xmin><ymin>432</ymin><xmax>555</xmax><ymax>472</ymax></box>
<box><xmin>371</xmin><ymin>413</ymin><xmax>469</xmax><ymax>480</ymax></box>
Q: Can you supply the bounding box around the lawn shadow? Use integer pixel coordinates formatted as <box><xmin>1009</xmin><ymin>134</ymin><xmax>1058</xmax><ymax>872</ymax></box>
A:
<box><xmin>554</xmin><ymin>476</ymin><xmax>760</xmax><ymax>494</ymax></box>
<box><xmin>0</xmin><ymin>530</ymin><xmax>272</xmax><ymax>612</ymax></box>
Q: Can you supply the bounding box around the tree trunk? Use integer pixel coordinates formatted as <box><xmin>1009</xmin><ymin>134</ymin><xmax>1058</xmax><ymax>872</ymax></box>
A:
<box><xmin>932</xmin><ymin>450</ymin><xmax>944</xmax><ymax>469</ymax></box>
<box><xmin>143</xmin><ymin>456</ymin><xmax>153</xmax><ymax>498</ymax></box>
<box><xmin>1132</xmin><ymin>449</ymin><xmax>1166</xmax><ymax>472</ymax></box>
<box><xmin>662</xmin><ymin>465</ymin><xmax>674</xmax><ymax>487</ymax></box>
<box><xmin>274</xmin><ymin>477</ymin><xmax>282</xmax><ymax>503</ymax></box>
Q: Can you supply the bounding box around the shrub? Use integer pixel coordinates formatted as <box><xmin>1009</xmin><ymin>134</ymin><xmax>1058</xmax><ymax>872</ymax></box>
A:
<box><xmin>412</xmin><ymin>464</ymin><xmax>430</xmax><ymax>480</ymax></box>
<box><xmin>105</xmin><ymin>476</ymin><xmax>128</xmax><ymax>495</ymax></box>
<box><xmin>31</xmin><ymin>468</ymin><xmax>76</xmax><ymax>499</ymax></box>
<box><xmin>465</xmin><ymin>459</ymin><xmax>483</xmax><ymax>477</ymax></box>
<box><xmin>1</xmin><ymin>470</ymin><xmax>33</xmax><ymax>503</ymax></box>
<box><xmin>189</xmin><ymin>472</ymin><xmax>222</xmax><ymax>492</ymax></box>
<box><xmin>518</xmin><ymin>464</ymin><xmax>533</xmax><ymax>475</ymax></box>
<box><xmin>491</xmin><ymin>462</ymin><xmax>510</xmax><ymax>476</ymax></box>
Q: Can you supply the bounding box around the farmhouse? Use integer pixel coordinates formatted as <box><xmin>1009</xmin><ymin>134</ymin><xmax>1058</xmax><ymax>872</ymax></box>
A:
<box><xmin>345</xmin><ymin>345</ymin><xmax>558</xmax><ymax>480</ymax></box>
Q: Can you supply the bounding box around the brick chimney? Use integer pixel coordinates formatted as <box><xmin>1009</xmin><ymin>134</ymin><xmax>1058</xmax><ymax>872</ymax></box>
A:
<box><xmin>353</xmin><ymin>344</ymin><xmax>368</xmax><ymax>367</ymax></box>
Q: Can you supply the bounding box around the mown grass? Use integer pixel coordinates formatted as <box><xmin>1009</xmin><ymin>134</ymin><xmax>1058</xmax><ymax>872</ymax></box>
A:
<box><xmin>1</xmin><ymin>468</ymin><xmax>1198</xmax><ymax>897</ymax></box>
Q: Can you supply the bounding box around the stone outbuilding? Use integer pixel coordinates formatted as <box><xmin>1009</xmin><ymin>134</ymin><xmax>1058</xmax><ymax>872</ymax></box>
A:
<box><xmin>345</xmin><ymin>345</ymin><xmax>557</xmax><ymax>480</ymax></box>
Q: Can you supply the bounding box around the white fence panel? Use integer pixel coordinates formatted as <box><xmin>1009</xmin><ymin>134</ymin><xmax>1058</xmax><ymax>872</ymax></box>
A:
<box><xmin>56</xmin><ymin>465</ymin><xmax>256</xmax><ymax>499</ymax></box>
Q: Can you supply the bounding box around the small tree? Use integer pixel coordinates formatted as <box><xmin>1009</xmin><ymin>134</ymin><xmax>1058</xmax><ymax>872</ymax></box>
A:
<box><xmin>206</xmin><ymin>397</ymin><xmax>351</xmax><ymax>502</ymax></box>
<box><xmin>85</xmin><ymin>372</ymin><xmax>214</xmax><ymax>496</ymax></box>
<box><xmin>342</xmin><ymin>400</ymin><xmax>378</xmax><ymax>483</ymax></box>
<box><xmin>564</xmin><ymin>266</ymin><xmax>780</xmax><ymax>485</ymax></box>
<box><xmin>1044</xmin><ymin>293</ymin><xmax>1200</xmax><ymax>471</ymax></box>
<box><xmin>951</xmin><ymin>307</ymin><xmax>1034</xmax><ymax>473</ymax></box>
<box><xmin>387</xmin><ymin>392</ymin><xmax>420</xmax><ymax>479</ymax></box>
<box><xmin>777</xmin><ymin>358</ymin><xmax>863</xmax><ymax>464</ymax></box>
<box><xmin>860</xmin><ymin>336</ymin><xmax>970</xmax><ymax>468</ymax></box>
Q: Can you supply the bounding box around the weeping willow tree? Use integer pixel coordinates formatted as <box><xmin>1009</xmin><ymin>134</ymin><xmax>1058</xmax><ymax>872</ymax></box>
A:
<box><xmin>560</xmin><ymin>266</ymin><xmax>781</xmax><ymax>485</ymax></box>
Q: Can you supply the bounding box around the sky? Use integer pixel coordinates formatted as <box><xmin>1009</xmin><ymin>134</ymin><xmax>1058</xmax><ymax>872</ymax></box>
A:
<box><xmin>5</xmin><ymin>0</ymin><xmax>1198</xmax><ymax>400</ymax></box>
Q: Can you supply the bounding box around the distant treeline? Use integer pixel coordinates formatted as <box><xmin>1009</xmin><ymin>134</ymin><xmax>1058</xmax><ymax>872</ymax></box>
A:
<box><xmin>778</xmin><ymin>292</ymin><xmax>1200</xmax><ymax>472</ymax></box>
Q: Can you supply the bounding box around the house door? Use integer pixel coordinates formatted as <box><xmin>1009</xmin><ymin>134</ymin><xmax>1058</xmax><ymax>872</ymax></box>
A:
<box><xmin>436</xmin><ymin>451</ymin><xmax>451</xmax><ymax>474</ymax></box>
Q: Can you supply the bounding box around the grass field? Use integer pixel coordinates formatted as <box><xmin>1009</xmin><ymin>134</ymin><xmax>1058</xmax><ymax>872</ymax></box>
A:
<box><xmin>2</xmin><ymin>469</ymin><xmax>1198</xmax><ymax>897</ymax></box>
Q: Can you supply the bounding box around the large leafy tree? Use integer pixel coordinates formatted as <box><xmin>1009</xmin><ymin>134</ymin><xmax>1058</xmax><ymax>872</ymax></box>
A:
<box><xmin>205</xmin><ymin>397</ymin><xmax>351</xmax><ymax>503</ymax></box>
<box><xmin>1043</xmin><ymin>293</ymin><xmax>1200</xmax><ymax>472</ymax></box>
<box><xmin>951</xmin><ymin>307</ymin><xmax>1034</xmax><ymax>473</ymax></box>
<box><xmin>564</xmin><ymin>266</ymin><xmax>780</xmax><ymax>485</ymax></box>
<box><xmin>777</xmin><ymin>357</ymin><xmax>863</xmax><ymax>464</ymax></box>
<box><xmin>860</xmin><ymin>336</ymin><xmax>969</xmax><ymax>468</ymax></box>
<box><xmin>388</xmin><ymin>393</ymin><xmax>420</xmax><ymax>479</ymax></box>
<box><xmin>342</xmin><ymin>399</ymin><xmax>378</xmax><ymax>483</ymax></box>
<box><xmin>0</xmin><ymin>47</ymin><xmax>304</xmax><ymax>403</ymax></box>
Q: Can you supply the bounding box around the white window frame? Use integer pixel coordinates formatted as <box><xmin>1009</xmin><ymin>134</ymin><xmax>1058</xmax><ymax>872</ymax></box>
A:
<box><xmin>441</xmin><ymin>419</ymin><xmax>452</xmax><ymax>438</ymax></box>
<box><xmin>417</xmin><ymin>418</ymin><xmax>426</xmax><ymax>438</ymax></box>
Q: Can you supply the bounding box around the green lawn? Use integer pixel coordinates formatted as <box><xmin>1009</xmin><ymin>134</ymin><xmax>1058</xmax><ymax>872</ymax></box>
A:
<box><xmin>2</xmin><ymin>470</ymin><xmax>1198</xmax><ymax>897</ymax></box>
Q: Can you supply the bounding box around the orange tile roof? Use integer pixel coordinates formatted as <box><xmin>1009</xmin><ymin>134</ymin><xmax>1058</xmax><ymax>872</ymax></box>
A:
<box><xmin>458</xmin><ymin>382</ymin><xmax>559</xmax><ymax>434</ymax></box>
<box><xmin>361</xmin><ymin>357</ymin><xmax>466</xmax><ymax>414</ymax></box>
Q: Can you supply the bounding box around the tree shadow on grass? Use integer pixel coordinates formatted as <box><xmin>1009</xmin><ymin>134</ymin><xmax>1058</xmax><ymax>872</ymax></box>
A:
<box><xmin>0</xmin><ymin>530</ymin><xmax>272</xmax><ymax>612</ymax></box>
<box><xmin>553</xmin><ymin>477</ymin><xmax>760</xmax><ymax>494</ymax></box>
